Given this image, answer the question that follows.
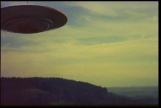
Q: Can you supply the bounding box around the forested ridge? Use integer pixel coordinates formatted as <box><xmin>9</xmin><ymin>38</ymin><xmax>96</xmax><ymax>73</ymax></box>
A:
<box><xmin>1</xmin><ymin>77</ymin><xmax>137</xmax><ymax>105</ymax></box>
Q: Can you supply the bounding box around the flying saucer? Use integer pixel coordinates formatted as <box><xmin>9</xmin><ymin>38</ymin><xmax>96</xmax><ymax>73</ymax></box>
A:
<box><xmin>1</xmin><ymin>5</ymin><xmax>67</xmax><ymax>34</ymax></box>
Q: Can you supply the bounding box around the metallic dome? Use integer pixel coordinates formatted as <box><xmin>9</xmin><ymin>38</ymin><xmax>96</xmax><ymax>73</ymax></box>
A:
<box><xmin>1</xmin><ymin>5</ymin><xmax>67</xmax><ymax>34</ymax></box>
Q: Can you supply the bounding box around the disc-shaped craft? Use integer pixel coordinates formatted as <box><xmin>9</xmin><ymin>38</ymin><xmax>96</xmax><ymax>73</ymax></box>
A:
<box><xmin>1</xmin><ymin>5</ymin><xmax>67</xmax><ymax>34</ymax></box>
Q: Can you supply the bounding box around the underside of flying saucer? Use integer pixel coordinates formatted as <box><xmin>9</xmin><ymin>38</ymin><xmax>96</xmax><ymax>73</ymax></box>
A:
<box><xmin>1</xmin><ymin>5</ymin><xmax>67</xmax><ymax>34</ymax></box>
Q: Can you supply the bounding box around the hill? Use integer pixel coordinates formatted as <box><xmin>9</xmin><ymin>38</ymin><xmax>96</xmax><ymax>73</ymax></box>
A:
<box><xmin>1</xmin><ymin>77</ymin><xmax>137</xmax><ymax>106</ymax></box>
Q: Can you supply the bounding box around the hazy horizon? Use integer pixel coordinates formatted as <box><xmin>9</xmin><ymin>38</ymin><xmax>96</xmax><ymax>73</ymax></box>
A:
<box><xmin>1</xmin><ymin>1</ymin><xmax>158</xmax><ymax>87</ymax></box>
<box><xmin>1</xmin><ymin>76</ymin><xmax>158</xmax><ymax>88</ymax></box>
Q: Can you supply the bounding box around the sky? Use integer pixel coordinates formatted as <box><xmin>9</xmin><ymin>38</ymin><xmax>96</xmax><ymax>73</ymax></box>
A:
<box><xmin>1</xmin><ymin>1</ymin><xmax>158</xmax><ymax>87</ymax></box>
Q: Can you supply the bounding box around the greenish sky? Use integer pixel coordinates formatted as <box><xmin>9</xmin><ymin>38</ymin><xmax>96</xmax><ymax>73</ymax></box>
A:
<box><xmin>1</xmin><ymin>1</ymin><xmax>158</xmax><ymax>87</ymax></box>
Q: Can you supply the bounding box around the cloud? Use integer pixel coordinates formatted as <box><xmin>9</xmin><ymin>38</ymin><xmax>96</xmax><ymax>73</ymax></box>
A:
<box><xmin>1</xmin><ymin>1</ymin><xmax>27</xmax><ymax>8</ymax></box>
<box><xmin>1</xmin><ymin>33</ymin><xmax>34</xmax><ymax>49</ymax></box>
<box><xmin>66</xmin><ymin>2</ymin><xmax>158</xmax><ymax>21</ymax></box>
<box><xmin>77</xmin><ymin>36</ymin><xmax>127</xmax><ymax>45</ymax></box>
